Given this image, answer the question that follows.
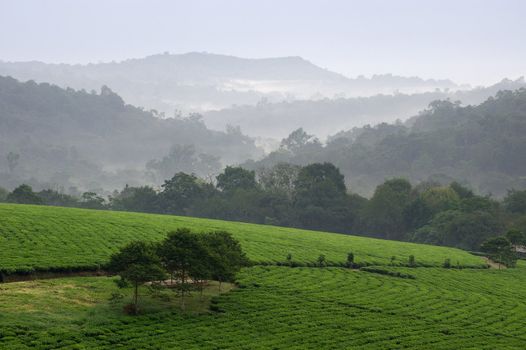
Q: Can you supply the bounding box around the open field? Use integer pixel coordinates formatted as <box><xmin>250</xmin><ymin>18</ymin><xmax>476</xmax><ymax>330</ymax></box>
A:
<box><xmin>1</xmin><ymin>263</ymin><xmax>525</xmax><ymax>349</ymax></box>
<box><xmin>0</xmin><ymin>203</ymin><xmax>484</xmax><ymax>274</ymax></box>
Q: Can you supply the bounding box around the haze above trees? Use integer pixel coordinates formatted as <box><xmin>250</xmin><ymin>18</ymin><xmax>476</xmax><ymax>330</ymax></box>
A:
<box><xmin>0</xmin><ymin>76</ymin><xmax>262</xmax><ymax>192</ymax></box>
<box><xmin>0</xmin><ymin>52</ymin><xmax>460</xmax><ymax>115</ymax></box>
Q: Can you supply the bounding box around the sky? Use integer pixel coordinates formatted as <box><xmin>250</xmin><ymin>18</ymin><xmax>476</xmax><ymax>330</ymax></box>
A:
<box><xmin>0</xmin><ymin>0</ymin><xmax>525</xmax><ymax>86</ymax></box>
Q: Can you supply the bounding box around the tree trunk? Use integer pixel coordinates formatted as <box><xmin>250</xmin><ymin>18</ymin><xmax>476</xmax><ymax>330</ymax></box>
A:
<box><xmin>180</xmin><ymin>269</ymin><xmax>186</xmax><ymax>311</ymax></box>
<box><xmin>134</xmin><ymin>282</ymin><xmax>139</xmax><ymax>314</ymax></box>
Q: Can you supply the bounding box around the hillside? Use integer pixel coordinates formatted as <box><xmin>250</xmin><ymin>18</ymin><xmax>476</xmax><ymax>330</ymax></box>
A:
<box><xmin>0</xmin><ymin>52</ymin><xmax>458</xmax><ymax>113</ymax></box>
<box><xmin>248</xmin><ymin>88</ymin><xmax>526</xmax><ymax>197</ymax></box>
<box><xmin>0</xmin><ymin>203</ymin><xmax>484</xmax><ymax>274</ymax></box>
<box><xmin>0</xmin><ymin>76</ymin><xmax>262</xmax><ymax>191</ymax></box>
<box><xmin>204</xmin><ymin>77</ymin><xmax>526</xmax><ymax>139</ymax></box>
<box><xmin>2</xmin><ymin>204</ymin><xmax>526</xmax><ymax>349</ymax></box>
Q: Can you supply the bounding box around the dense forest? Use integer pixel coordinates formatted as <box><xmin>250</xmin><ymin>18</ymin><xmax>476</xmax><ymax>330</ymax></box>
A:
<box><xmin>203</xmin><ymin>77</ymin><xmax>526</xmax><ymax>139</ymax></box>
<box><xmin>246</xmin><ymin>88</ymin><xmax>526</xmax><ymax>197</ymax></box>
<box><xmin>0</xmin><ymin>76</ymin><xmax>262</xmax><ymax>191</ymax></box>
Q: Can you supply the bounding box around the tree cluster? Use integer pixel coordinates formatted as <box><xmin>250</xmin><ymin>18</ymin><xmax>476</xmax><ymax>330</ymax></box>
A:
<box><xmin>108</xmin><ymin>228</ymin><xmax>248</xmax><ymax>314</ymax></box>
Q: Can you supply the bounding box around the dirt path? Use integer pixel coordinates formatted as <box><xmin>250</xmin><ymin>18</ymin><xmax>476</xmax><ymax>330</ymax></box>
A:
<box><xmin>484</xmin><ymin>257</ymin><xmax>506</xmax><ymax>269</ymax></box>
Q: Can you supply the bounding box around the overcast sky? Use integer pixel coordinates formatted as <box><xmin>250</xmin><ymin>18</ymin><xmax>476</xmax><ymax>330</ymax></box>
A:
<box><xmin>0</xmin><ymin>0</ymin><xmax>524</xmax><ymax>86</ymax></box>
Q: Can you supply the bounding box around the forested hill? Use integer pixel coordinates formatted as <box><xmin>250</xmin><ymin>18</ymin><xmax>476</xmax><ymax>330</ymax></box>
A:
<box><xmin>0</xmin><ymin>76</ymin><xmax>262</xmax><ymax>191</ymax></box>
<box><xmin>0</xmin><ymin>52</ymin><xmax>458</xmax><ymax>113</ymax></box>
<box><xmin>247</xmin><ymin>88</ymin><xmax>526</xmax><ymax>197</ymax></box>
<box><xmin>203</xmin><ymin>77</ymin><xmax>526</xmax><ymax>139</ymax></box>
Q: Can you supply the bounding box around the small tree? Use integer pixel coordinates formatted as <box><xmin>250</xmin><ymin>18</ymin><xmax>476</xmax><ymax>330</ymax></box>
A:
<box><xmin>443</xmin><ymin>258</ymin><xmax>451</xmax><ymax>268</ymax></box>
<box><xmin>505</xmin><ymin>229</ymin><xmax>525</xmax><ymax>246</ymax></box>
<box><xmin>108</xmin><ymin>241</ymin><xmax>165</xmax><ymax>314</ymax></box>
<box><xmin>408</xmin><ymin>255</ymin><xmax>416</xmax><ymax>267</ymax></box>
<box><xmin>480</xmin><ymin>236</ymin><xmax>517</xmax><ymax>268</ymax></box>
<box><xmin>317</xmin><ymin>254</ymin><xmax>326</xmax><ymax>267</ymax></box>
<box><xmin>346</xmin><ymin>252</ymin><xmax>354</xmax><ymax>267</ymax></box>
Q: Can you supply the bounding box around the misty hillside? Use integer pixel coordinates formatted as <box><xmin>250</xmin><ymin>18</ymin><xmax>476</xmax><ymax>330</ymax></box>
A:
<box><xmin>0</xmin><ymin>52</ymin><xmax>458</xmax><ymax>114</ymax></box>
<box><xmin>0</xmin><ymin>76</ymin><xmax>262</xmax><ymax>191</ymax></box>
<box><xmin>246</xmin><ymin>88</ymin><xmax>526</xmax><ymax>197</ymax></box>
<box><xmin>204</xmin><ymin>78</ymin><xmax>526</xmax><ymax>139</ymax></box>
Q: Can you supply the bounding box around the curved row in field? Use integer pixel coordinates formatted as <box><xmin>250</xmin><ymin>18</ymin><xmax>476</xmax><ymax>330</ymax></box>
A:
<box><xmin>1</xmin><ymin>263</ymin><xmax>525</xmax><ymax>349</ymax></box>
<box><xmin>0</xmin><ymin>203</ymin><xmax>484</xmax><ymax>273</ymax></box>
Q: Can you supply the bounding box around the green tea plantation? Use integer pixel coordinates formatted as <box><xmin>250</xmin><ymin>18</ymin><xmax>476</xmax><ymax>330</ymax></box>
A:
<box><xmin>1</xmin><ymin>203</ymin><xmax>524</xmax><ymax>349</ymax></box>
<box><xmin>0</xmin><ymin>203</ymin><xmax>483</xmax><ymax>273</ymax></box>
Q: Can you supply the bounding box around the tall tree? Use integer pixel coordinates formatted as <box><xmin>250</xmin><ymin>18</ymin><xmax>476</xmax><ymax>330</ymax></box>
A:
<box><xmin>160</xmin><ymin>173</ymin><xmax>212</xmax><ymax>214</ymax></box>
<box><xmin>216</xmin><ymin>166</ymin><xmax>258</xmax><ymax>193</ymax></box>
<box><xmin>7</xmin><ymin>184</ymin><xmax>42</xmax><ymax>205</ymax></box>
<box><xmin>363</xmin><ymin>178</ymin><xmax>412</xmax><ymax>240</ymax></box>
<box><xmin>157</xmin><ymin>228</ymin><xmax>208</xmax><ymax>309</ymax></box>
<box><xmin>108</xmin><ymin>241</ymin><xmax>165</xmax><ymax>314</ymax></box>
<box><xmin>201</xmin><ymin>231</ymin><xmax>249</xmax><ymax>291</ymax></box>
<box><xmin>480</xmin><ymin>236</ymin><xmax>517</xmax><ymax>268</ymax></box>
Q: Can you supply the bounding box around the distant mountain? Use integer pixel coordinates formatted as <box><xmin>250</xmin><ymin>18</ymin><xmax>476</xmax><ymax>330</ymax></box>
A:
<box><xmin>245</xmin><ymin>88</ymin><xmax>526</xmax><ymax>197</ymax></box>
<box><xmin>0</xmin><ymin>52</ymin><xmax>459</xmax><ymax>114</ymax></box>
<box><xmin>0</xmin><ymin>76</ymin><xmax>262</xmax><ymax>192</ymax></box>
<box><xmin>204</xmin><ymin>77</ymin><xmax>526</xmax><ymax>139</ymax></box>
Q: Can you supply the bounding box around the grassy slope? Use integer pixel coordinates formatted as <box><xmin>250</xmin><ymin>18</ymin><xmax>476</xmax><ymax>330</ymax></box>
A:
<box><xmin>1</xmin><ymin>263</ymin><xmax>526</xmax><ymax>349</ymax></box>
<box><xmin>0</xmin><ymin>203</ymin><xmax>484</xmax><ymax>272</ymax></box>
<box><xmin>2</xmin><ymin>203</ymin><xmax>525</xmax><ymax>349</ymax></box>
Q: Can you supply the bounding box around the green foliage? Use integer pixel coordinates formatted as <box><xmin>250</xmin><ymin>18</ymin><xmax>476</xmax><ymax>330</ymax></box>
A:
<box><xmin>0</xmin><ymin>186</ymin><xmax>8</xmax><ymax>202</ymax></box>
<box><xmin>363</xmin><ymin>178</ymin><xmax>412</xmax><ymax>240</ymax></box>
<box><xmin>110</xmin><ymin>185</ymin><xmax>160</xmax><ymax>213</ymax></box>
<box><xmin>443</xmin><ymin>258</ymin><xmax>451</xmax><ymax>268</ymax></box>
<box><xmin>346</xmin><ymin>252</ymin><xmax>354</xmax><ymax>266</ymax></box>
<box><xmin>36</xmin><ymin>189</ymin><xmax>79</xmax><ymax>207</ymax></box>
<box><xmin>80</xmin><ymin>192</ymin><xmax>106</xmax><ymax>209</ymax></box>
<box><xmin>108</xmin><ymin>241</ymin><xmax>165</xmax><ymax>313</ymax></box>
<box><xmin>317</xmin><ymin>254</ymin><xmax>326</xmax><ymax>267</ymax></box>
<box><xmin>505</xmin><ymin>229</ymin><xmax>525</xmax><ymax>245</ymax></box>
<box><xmin>217</xmin><ymin>166</ymin><xmax>258</xmax><ymax>193</ymax></box>
<box><xmin>420</xmin><ymin>186</ymin><xmax>460</xmax><ymax>214</ymax></box>
<box><xmin>157</xmin><ymin>228</ymin><xmax>209</xmax><ymax>284</ymax></box>
<box><xmin>250</xmin><ymin>89</ymin><xmax>526</xmax><ymax>198</ymax></box>
<box><xmin>160</xmin><ymin>173</ymin><xmax>213</xmax><ymax>215</ymax></box>
<box><xmin>413</xmin><ymin>207</ymin><xmax>503</xmax><ymax>250</ymax></box>
<box><xmin>408</xmin><ymin>255</ymin><xmax>416</xmax><ymax>267</ymax></box>
<box><xmin>449</xmin><ymin>182</ymin><xmax>474</xmax><ymax>199</ymax></box>
<box><xmin>7</xmin><ymin>184</ymin><xmax>42</xmax><ymax>205</ymax></box>
<box><xmin>480</xmin><ymin>236</ymin><xmax>517</xmax><ymax>267</ymax></box>
<box><xmin>504</xmin><ymin>189</ymin><xmax>526</xmax><ymax>214</ymax></box>
<box><xmin>200</xmin><ymin>231</ymin><xmax>249</xmax><ymax>284</ymax></box>
<box><xmin>0</xmin><ymin>76</ymin><xmax>262</xmax><ymax>191</ymax></box>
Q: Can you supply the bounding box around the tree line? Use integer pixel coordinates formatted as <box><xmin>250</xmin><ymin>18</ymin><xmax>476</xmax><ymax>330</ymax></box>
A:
<box><xmin>2</xmin><ymin>162</ymin><xmax>526</xmax><ymax>255</ymax></box>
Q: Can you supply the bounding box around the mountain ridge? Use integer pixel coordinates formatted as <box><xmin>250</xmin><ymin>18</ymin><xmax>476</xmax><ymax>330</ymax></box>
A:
<box><xmin>0</xmin><ymin>52</ymin><xmax>459</xmax><ymax>113</ymax></box>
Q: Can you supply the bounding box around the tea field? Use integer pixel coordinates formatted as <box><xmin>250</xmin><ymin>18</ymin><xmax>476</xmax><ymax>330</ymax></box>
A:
<box><xmin>2</xmin><ymin>203</ymin><xmax>523</xmax><ymax>349</ymax></box>
<box><xmin>1</xmin><ymin>263</ymin><xmax>526</xmax><ymax>349</ymax></box>
<box><xmin>0</xmin><ymin>203</ymin><xmax>484</xmax><ymax>274</ymax></box>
